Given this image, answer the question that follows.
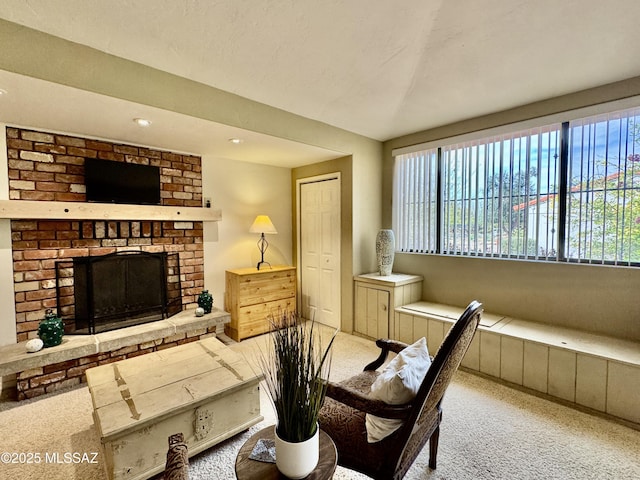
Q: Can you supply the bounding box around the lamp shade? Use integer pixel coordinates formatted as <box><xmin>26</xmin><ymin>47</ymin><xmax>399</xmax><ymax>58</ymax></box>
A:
<box><xmin>249</xmin><ymin>215</ymin><xmax>278</xmax><ymax>234</ymax></box>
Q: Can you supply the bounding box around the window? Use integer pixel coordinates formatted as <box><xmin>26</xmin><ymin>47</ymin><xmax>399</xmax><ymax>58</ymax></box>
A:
<box><xmin>393</xmin><ymin>105</ymin><xmax>640</xmax><ymax>266</ymax></box>
<box><xmin>393</xmin><ymin>149</ymin><xmax>438</xmax><ymax>253</ymax></box>
<box><xmin>567</xmin><ymin>109</ymin><xmax>640</xmax><ymax>264</ymax></box>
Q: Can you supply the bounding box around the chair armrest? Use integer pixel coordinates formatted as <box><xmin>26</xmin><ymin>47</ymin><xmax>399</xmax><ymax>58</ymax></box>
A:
<box><xmin>325</xmin><ymin>381</ymin><xmax>411</xmax><ymax>419</ymax></box>
<box><xmin>364</xmin><ymin>339</ymin><xmax>410</xmax><ymax>371</ymax></box>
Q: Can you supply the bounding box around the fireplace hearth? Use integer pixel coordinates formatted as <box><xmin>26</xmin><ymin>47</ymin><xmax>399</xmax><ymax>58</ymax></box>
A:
<box><xmin>56</xmin><ymin>250</ymin><xmax>183</xmax><ymax>334</ymax></box>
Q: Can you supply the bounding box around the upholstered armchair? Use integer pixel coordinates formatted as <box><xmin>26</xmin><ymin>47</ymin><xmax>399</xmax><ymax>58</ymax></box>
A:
<box><xmin>319</xmin><ymin>300</ymin><xmax>482</xmax><ymax>480</ymax></box>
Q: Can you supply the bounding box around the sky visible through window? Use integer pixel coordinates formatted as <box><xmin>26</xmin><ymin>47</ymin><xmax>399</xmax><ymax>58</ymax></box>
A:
<box><xmin>394</xmin><ymin>105</ymin><xmax>640</xmax><ymax>265</ymax></box>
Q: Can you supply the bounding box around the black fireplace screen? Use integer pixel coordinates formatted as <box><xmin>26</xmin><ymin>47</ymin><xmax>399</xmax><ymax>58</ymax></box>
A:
<box><xmin>55</xmin><ymin>250</ymin><xmax>182</xmax><ymax>334</ymax></box>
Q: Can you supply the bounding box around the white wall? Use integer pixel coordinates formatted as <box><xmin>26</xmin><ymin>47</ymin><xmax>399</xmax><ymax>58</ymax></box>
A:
<box><xmin>202</xmin><ymin>155</ymin><xmax>293</xmax><ymax>311</ymax></box>
<box><xmin>0</xmin><ymin>125</ymin><xmax>17</xmax><ymax>346</ymax></box>
<box><xmin>0</xmin><ymin>27</ymin><xmax>385</xmax><ymax>336</ymax></box>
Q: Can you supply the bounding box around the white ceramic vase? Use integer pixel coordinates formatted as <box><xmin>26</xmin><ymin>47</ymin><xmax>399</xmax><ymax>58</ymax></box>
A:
<box><xmin>274</xmin><ymin>425</ymin><xmax>319</xmax><ymax>479</ymax></box>
<box><xmin>376</xmin><ymin>229</ymin><xmax>395</xmax><ymax>276</ymax></box>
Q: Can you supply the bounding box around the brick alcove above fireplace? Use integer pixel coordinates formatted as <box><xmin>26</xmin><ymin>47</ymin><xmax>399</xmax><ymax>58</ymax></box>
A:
<box><xmin>5</xmin><ymin>126</ymin><xmax>215</xmax><ymax>342</ymax></box>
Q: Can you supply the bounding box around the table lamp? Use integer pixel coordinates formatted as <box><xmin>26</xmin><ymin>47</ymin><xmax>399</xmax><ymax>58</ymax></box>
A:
<box><xmin>249</xmin><ymin>215</ymin><xmax>278</xmax><ymax>270</ymax></box>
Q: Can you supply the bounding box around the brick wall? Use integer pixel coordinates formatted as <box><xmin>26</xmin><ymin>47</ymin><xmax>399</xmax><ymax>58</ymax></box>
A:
<box><xmin>6</xmin><ymin>127</ymin><xmax>205</xmax><ymax>341</ymax></box>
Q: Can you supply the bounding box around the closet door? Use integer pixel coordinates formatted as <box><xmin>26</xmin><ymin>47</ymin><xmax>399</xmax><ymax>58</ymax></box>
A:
<box><xmin>299</xmin><ymin>177</ymin><xmax>341</xmax><ymax>329</ymax></box>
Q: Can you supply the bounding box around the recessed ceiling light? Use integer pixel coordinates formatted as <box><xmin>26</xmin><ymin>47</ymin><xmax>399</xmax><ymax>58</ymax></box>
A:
<box><xmin>133</xmin><ymin>118</ymin><xmax>152</xmax><ymax>127</ymax></box>
<box><xmin>228</xmin><ymin>138</ymin><xmax>243</xmax><ymax>144</ymax></box>
<box><xmin>0</xmin><ymin>88</ymin><xmax>7</xmax><ymax>96</ymax></box>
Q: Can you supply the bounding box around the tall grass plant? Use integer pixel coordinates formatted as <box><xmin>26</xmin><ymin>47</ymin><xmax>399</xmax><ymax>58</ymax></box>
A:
<box><xmin>258</xmin><ymin>310</ymin><xmax>337</xmax><ymax>443</ymax></box>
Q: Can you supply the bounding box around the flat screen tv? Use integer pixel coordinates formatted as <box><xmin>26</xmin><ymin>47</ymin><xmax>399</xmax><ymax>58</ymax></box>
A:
<box><xmin>85</xmin><ymin>158</ymin><xmax>161</xmax><ymax>205</ymax></box>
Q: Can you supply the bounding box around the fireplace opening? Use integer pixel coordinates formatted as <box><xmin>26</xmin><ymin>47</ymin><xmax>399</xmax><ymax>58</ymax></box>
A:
<box><xmin>55</xmin><ymin>251</ymin><xmax>183</xmax><ymax>334</ymax></box>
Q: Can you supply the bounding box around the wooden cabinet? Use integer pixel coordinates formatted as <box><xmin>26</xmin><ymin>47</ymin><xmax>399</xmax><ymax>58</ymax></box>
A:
<box><xmin>354</xmin><ymin>273</ymin><xmax>423</xmax><ymax>340</ymax></box>
<box><xmin>224</xmin><ymin>266</ymin><xmax>297</xmax><ymax>341</ymax></box>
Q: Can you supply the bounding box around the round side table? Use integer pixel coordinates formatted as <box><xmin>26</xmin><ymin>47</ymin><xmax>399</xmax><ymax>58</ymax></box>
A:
<box><xmin>235</xmin><ymin>426</ymin><xmax>337</xmax><ymax>480</ymax></box>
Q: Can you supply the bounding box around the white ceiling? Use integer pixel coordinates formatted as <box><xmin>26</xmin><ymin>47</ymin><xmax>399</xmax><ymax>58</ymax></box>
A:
<box><xmin>0</xmin><ymin>69</ymin><xmax>343</xmax><ymax>167</ymax></box>
<box><xmin>1</xmin><ymin>0</ymin><xmax>640</xmax><ymax>165</ymax></box>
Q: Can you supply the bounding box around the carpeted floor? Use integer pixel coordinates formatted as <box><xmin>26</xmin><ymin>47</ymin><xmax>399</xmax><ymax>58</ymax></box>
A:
<box><xmin>1</xmin><ymin>331</ymin><xmax>638</xmax><ymax>480</ymax></box>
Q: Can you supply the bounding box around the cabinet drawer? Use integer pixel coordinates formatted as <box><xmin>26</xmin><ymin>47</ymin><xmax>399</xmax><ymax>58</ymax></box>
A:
<box><xmin>238</xmin><ymin>298</ymin><xmax>297</xmax><ymax>338</ymax></box>
<box><xmin>237</xmin><ymin>273</ymin><xmax>296</xmax><ymax>307</ymax></box>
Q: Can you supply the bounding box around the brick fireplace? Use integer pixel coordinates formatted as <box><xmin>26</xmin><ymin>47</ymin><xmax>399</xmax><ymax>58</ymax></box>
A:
<box><xmin>2</xmin><ymin>126</ymin><xmax>226</xmax><ymax>400</ymax></box>
<box><xmin>7</xmin><ymin>127</ymin><xmax>205</xmax><ymax>342</ymax></box>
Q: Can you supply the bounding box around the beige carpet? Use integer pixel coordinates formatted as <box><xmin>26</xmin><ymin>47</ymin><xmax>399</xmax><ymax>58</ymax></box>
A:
<box><xmin>1</xmin><ymin>331</ymin><xmax>638</xmax><ymax>480</ymax></box>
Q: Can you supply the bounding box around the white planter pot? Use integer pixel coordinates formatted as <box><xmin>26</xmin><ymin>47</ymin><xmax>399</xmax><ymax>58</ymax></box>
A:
<box><xmin>274</xmin><ymin>425</ymin><xmax>319</xmax><ymax>479</ymax></box>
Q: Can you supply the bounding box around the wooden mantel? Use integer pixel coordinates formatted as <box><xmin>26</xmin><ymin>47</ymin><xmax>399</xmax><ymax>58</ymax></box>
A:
<box><xmin>0</xmin><ymin>200</ymin><xmax>222</xmax><ymax>222</ymax></box>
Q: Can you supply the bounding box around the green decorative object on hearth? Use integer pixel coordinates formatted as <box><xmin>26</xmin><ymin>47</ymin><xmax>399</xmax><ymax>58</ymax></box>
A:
<box><xmin>38</xmin><ymin>309</ymin><xmax>64</xmax><ymax>347</ymax></box>
<box><xmin>197</xmin><ymin>290</ymin><xmax>213</xmax><ymax>314</ymax></box>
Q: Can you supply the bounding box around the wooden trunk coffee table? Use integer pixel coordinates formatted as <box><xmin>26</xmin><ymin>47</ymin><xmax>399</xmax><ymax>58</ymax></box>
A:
<box><xmin>86</xmin><ymin>336</ymin><xmax>263</xmax><ymax>480</ymax></box>
<box><xmin>235</xmin><ymin>426</ymin><xmax>337</xmax><ymax>480</ymax></box>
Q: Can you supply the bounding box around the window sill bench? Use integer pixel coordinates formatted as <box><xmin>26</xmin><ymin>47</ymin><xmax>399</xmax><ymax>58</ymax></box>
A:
<box><xmin>395</xmin><ymin>301</ymin><xmax>640</xmax><ymax>428</ymax></box>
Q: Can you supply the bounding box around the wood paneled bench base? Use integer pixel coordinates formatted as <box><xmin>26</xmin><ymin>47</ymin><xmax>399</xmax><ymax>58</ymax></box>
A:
<box><xmin>394</xmin><ymin>302</ymin><xmax>640</xmax><ymax>428</ymax></box>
